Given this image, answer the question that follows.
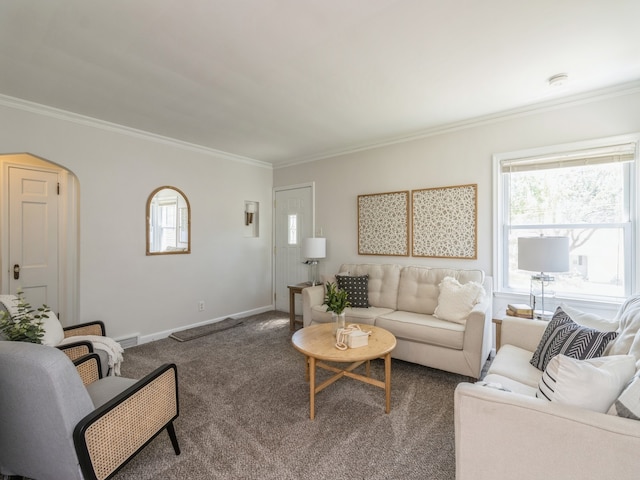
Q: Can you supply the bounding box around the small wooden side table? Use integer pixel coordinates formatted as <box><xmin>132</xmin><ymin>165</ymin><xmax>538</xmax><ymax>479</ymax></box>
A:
<box><xmin>492</xmin><ymin>318</ymin><xmax>502</xmax><ymax>350</ymax></box>
<box><xmin>287</xmin><ymin>282</ymin><xmax>312</xmax><ymax>331</ymax></box>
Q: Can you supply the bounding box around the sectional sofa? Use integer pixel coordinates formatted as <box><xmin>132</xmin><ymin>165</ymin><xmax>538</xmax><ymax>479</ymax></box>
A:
<box><xmin>302</xmin><ymin>263</ymin><xmax>493</xmax><ymax>378</ymax></box>
<box><xmin>455</xmin><ymin>295</ymin><xmax>640</xmax><ymax>480</ymax></box>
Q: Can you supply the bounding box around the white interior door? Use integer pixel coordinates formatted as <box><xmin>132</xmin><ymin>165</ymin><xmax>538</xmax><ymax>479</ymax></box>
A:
<box><xmin>8</xmin><ymin>166</ymin><xmax>59</xmax><ymax>312</ymax></box>
<box><xmin>274</xmin><ymin>184</ymin><xmax>313</xmax><ymax>312</ymax></box>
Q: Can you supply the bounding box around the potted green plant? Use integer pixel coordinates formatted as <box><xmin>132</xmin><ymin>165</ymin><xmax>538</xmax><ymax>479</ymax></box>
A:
<box><xmin>324</xmin><ymin>282</ymin><xmax>350</xmax><ymax>335</ymax></box>
<box><xmin>0</xmin><ymin>291</ymin><xmax>50</xmax><ymax>343</ymax></box>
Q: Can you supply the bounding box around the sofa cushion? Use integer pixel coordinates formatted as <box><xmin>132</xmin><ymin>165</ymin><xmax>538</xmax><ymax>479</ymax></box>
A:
<box><xmin>530</xmin><ymin>307</ymin><xmax>618</xmax><ymax>371</ymax></box>
<box><xmin>396</xmin><ymin>267</ymin><xmax>484</xmax><ymax>315</ymax></box>
<box><xmin>488</xmin><ymin>344</ymin><xmax>543</xmax><ymax>388</ymax></box>
<box><xmin>536</xmin><ymin>354</ymin><xmax>635</xmax><ymax>413</ymax></box>
<box><xmin>336</xmin><ymin>274</ymin><xmax>369</xmax><ymax>308</ymax></box>
<box><xmin>376</xmin><ymin>311</ymin><xmax>465</xmax><ymax>350</ymax></box>
<box><xmin>339</xmin><ymin>264</ymin><xmax>401</xmax><ymax>310</ymax></box>
<box><xmin>433</xmin><ymin>276</ymin><xmax>485</xmax><ymax>324</ymax></box>
<box><xmin>608</xmin><ymin>372</ymin><xmax>640</xmax><ymax>420</ymax></box>
<box><xmin>310</xmin><ymin>304</ymin><xmax>392</xmax><ymax>326</ymax></box>
<box><xmin>482</xmin><ymin>373</ymin><xmax>538</xmax><ymax>397</ymax></box>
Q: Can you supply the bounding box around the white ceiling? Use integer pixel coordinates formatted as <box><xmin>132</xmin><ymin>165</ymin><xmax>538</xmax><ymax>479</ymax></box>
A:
<box><xmin>1</xmin><ymin>0</ymin><xmax>639</xmax><ymax>167</ymax></box>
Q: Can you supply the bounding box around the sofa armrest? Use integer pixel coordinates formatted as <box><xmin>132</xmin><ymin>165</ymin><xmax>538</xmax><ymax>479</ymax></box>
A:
<box><xmin>302</xmin><ymin>285</ymin><xmax>325</xmax><ymax>327</ymax></box>
<box><xmin>459</xmin><ymin>280</ymin><xmax>493</xmax><ymax>378</ymax></box>
<box><xmin>455</xmin><ymin>382</ymin><xmax>640</xmax><ymax>480</ymax></box>
<box><xmin>499</xmin><ymin>316</ymin><xmax>548</xmax><ymax>351</ymax></box>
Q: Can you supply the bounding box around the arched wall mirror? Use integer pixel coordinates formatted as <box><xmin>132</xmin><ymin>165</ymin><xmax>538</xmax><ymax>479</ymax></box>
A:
<box><xmin>146</xmin><ymin>186</ymin><xmax>191</xmax><ymax>255</ymax></box>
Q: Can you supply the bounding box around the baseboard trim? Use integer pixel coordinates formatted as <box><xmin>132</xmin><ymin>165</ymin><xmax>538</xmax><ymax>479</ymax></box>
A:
<box><xmin>133</xmin><ymin>304</ymin><xmax>274</xmax><ymax>346</ymax></box>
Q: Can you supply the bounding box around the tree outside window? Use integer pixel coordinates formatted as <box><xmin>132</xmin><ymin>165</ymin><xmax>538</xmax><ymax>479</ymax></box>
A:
<box><xmin>497</xmin><ymin>136</ymin><xmax>637</xmax><ymax>302</ymax></box>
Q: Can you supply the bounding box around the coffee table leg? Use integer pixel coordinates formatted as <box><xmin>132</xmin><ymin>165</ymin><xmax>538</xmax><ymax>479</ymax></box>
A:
<box><xmin>304</xmin><ymin>355</ymin><xmax>310</xmax><ymax>382</ymax></box>
<box><xmin>309</xmin><ymin>356</ymin><xmax>316</xmax><ymax>420</ymax></box>
<box><xmin>384</xmin><ymin>352</ymin><xmax>391</xmax><ymax>414</ymax></box>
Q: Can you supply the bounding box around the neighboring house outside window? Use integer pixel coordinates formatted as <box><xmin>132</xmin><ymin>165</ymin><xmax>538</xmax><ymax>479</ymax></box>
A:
<box><xmin>494</xmin><ymin>134</ymin><xmax>639</xmax><ymax>305</ymax></box>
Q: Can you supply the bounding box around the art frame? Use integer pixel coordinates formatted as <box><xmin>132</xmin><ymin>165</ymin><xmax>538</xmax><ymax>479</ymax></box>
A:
<box><xmin>412</xmin><ymin>184</ymin><xmax>477</xmax><ymax>259</ymax></box>
<box><xmin>357</xmin><ymin>190</ymin><xmax>410</xmax><ymax>256</ymax></box>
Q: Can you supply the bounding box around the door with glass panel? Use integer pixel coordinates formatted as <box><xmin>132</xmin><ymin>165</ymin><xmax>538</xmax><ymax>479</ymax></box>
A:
<box><xmin>274</xmin><ymin>185</ymin><xmax>313</xmax><ymax>312</ymax></box>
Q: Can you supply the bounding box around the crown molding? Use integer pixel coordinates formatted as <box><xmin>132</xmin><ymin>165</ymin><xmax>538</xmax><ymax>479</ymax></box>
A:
<box><xmin>0</xmin><ymin>94</ymin><xmax>272</xmax><ymax>170</ymax></box>
<box><xmin>3</xmin><ymin>79</ymin><xmax>639</xmax><ymax>172</ymax></box>
<box><xmin>275</xmin><ymin>80</ymin><xmax>640</xmax><ymax>169</ymax></box>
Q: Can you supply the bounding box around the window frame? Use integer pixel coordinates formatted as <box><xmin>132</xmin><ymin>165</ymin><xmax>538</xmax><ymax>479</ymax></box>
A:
<box><xmin>493</xmin><ymin>133</ymin><xmax>640</xmax><ymax>305</ymax></box>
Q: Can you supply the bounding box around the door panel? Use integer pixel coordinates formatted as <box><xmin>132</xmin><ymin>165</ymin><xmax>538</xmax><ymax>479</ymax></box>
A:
<box><xmin>9</xmin><ymin>167</ymin><xmax>59</xmax><ymax>311</ymax></box>
<box><xmin>274</xmin><ymin>186</ymin><xmax>313</xmax><ymax>312</ymax></box>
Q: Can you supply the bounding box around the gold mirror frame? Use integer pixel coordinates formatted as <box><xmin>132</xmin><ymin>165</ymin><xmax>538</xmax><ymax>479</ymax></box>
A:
<box><xmin>146</xmin><ymin>186</ymin><xmax>191</xmax><ymax>255</ymax></box>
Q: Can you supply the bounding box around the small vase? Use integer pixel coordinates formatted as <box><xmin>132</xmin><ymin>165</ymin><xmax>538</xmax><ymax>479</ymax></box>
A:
<box><xmin>332</xmin><ymin>312</ymin><xmax>346</xmax><ymax>336</ymax></box>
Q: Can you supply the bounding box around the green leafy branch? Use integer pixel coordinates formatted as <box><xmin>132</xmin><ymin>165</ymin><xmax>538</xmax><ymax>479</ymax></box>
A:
<box><xmin>0</xmin><ymin>291</ymin><xmax>50</xmax><ymax>343</ymax></box>
<box><xmin>324</xmin><ymin>282</ymin><xmax>350</xmax><ymax>315</ymax></box>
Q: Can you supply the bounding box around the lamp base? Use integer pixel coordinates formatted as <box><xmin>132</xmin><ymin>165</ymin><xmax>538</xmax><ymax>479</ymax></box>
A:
<box><xmin>533</xmin><ymin>309</ymin><xmax>554</xmax><ymax>321</ymax></box>
<box><xmin>308</xmin><ymin>260</ymin><xmax>320</xmax><ymax>286</ymax></box>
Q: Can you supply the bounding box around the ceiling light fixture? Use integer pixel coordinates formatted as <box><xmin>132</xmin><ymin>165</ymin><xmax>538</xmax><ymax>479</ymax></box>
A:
<box><xmin>548</xmin><ymin>73</ymin><xmax>569</xmax><ymax>87</ymax></box>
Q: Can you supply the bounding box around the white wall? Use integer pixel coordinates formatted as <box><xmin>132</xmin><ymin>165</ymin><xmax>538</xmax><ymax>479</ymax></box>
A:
<box><xmin>0</xmin><ymin>101</ymin><xmax>274</xmax><ymax>341</ymax></box>
<box><xmin>274</xmin><ymin>89</ymin><xmax>640</xmax><ymax>315</ymax></box>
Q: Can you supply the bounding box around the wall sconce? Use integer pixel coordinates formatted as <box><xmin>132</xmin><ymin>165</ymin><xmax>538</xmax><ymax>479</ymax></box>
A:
<box><xmin>245</xmin><ymin>202</ymin><xmax>257</xmax><ymax>225</ymax></box>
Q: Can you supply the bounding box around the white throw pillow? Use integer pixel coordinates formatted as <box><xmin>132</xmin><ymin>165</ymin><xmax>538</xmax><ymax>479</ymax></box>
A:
<box><xmin>433</xmin><ymin>276</ymin><xmax>485</xmax><ymax>324</ymax></box>
<box><xmin>560</xmin><ymin>303</ymin><xmax>618</xmax><ymax>332</ymax></box>
<box><xmin>537</xmin><ymin>354</ymin><xmax>636</xmax><ymax>413</ymax></box>
<box><xmin>40</xmin><ymin>311</ymin><xmax>65</xmax><ymax>346</ymax></box>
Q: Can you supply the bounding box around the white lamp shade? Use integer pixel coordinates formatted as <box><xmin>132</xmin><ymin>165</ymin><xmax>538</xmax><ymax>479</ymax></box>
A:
<box><xmin>302</xmin><ymin>237</ymin><xmax>326</xmax><ymax>259</ymax></box>
<box><xmin>518</xmin><ymin>236</ymin><xmax>570</xmax><ymax>273</ymax></box>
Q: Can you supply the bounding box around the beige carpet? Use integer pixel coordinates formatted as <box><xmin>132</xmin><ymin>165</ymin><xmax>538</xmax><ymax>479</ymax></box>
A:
<box><xmin>114</xmin><ymin>311</ymin><xmax>468</xmax><ymax>480</ymax></box>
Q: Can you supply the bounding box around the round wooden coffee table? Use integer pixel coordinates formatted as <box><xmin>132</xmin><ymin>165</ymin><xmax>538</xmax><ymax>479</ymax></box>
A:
<box><xmin>291</xmin><ymin>323</ymin><xmax>396</xmax><ymax>420</ymax></box>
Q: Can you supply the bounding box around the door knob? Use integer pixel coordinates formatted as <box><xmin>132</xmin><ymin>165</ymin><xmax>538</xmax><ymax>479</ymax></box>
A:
<box><xmin>13</xmin><ymin>264</ymin><xmax>20</xmax><ymax>280</ymax></box>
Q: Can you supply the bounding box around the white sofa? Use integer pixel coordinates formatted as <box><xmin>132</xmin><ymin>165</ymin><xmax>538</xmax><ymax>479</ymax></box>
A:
<box><xmin>302</xmin><ymin>263</ymin><xmax>493</xmax><ymax>378</ymax></box>
<box><xmin>455</xmin><ymin>295</ymin><xmax>640</xmax><ymax>480</ymax></box>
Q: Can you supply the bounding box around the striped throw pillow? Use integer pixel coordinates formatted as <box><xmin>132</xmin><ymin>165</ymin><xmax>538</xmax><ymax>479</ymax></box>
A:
<box><xmin>530</xmin><ymin>307</ymin><xmax>618</xmax><ymax>371</ymax></box>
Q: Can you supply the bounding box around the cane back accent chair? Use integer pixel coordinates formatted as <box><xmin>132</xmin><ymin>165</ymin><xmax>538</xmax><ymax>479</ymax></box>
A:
<box><xmin>0</xmin><ymin>295</ymin><xmax>114</xmax><ymax>374</ymax></box>
<box><xmin>0</xmin><ymin>341</ymin><xmax>180</xmax><ymax>480</ymax></box>
<box><xmin>58</xmin><ymin>320</ymin><xmax>113</xmax><ymax>374</ymax></box>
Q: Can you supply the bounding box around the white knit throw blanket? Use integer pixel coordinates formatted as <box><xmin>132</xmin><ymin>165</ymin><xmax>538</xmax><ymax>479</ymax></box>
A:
<box><xmin>59</xmin><ymin>334</ymin><xmax>125</xmax><ymax>376</ymax></box>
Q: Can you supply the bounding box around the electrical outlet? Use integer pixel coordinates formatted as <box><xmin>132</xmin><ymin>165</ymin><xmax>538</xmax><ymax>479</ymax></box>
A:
<box><xmin>198</xmin><ymin>300</ymin><xmax>205</xmax><ymax>312</ymax></box>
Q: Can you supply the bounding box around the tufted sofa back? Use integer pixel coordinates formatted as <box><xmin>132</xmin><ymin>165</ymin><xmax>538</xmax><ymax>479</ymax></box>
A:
<box><xmin>339</xmin><ymin>264</ymin><xmax>402</xmax><ymax>310</ymax></box>
<box><xmin>397</xmin><ymin>267</ymin><xmax>485</xmax><ymax>314</ymax></box>
<box><xmin>338</xmin><ymin>264</ymin><xmax>485</xmax><ymax>314</ymax></box>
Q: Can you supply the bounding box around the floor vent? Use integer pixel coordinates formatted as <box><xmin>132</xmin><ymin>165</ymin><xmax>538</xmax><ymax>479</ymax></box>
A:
<box><xmin>117</xmin><ymin>335</ymin><xmax>139</xmax><ymax>349</ymax></box>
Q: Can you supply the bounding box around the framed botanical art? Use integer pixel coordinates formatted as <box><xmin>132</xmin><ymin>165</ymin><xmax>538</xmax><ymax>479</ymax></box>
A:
<box><xmin>412</xmin><ymin>184</ymin><xmax>477</xmax><ymax>259</ymax></box>
<box><xmin>357</xmin><ymin>191</ymin><xmax>410</xmax><ymax>256</ymax></box>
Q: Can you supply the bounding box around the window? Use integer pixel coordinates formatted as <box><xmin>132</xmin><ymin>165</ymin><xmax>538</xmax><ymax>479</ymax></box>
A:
<box><xmin>495</xmin><ymin>135</ymin><xmax>638</xmax><ymax>302</ymax></box>
<box><xmin>288</xmin><ymin>214</ymin><xmax>298</xmax><ymax>245</ymax></box>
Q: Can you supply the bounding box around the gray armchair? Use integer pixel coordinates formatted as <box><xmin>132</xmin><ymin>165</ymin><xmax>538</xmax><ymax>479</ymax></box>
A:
<box><xmin>0</xmin><ymin>341</ymin><xmax>180</xmax><ymax>480</ymax></box>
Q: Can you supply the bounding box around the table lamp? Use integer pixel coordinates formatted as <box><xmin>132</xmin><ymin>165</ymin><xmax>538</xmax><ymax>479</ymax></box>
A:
<box><xmin>518</xmin><ymin>235</ymin><xmax>570</xmax><ymax>319</ymax></box>
<box><xmin>302</xmin><ymin>237</ymin><xmax>326</xmax><ymax>286</ymax></box>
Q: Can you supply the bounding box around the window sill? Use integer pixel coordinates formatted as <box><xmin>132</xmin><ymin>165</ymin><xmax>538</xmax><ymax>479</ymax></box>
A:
<box><xmin>493</xmin><ymin>291</ymin><xmax>622</xmax><ymax>319</ymax></box>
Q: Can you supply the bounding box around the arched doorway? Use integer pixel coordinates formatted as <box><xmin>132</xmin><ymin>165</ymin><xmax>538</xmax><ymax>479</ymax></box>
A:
<box><xmin>1</xmin><ymin>153</ymin><xmax>79</xmax><ymax>325</ymax></box>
